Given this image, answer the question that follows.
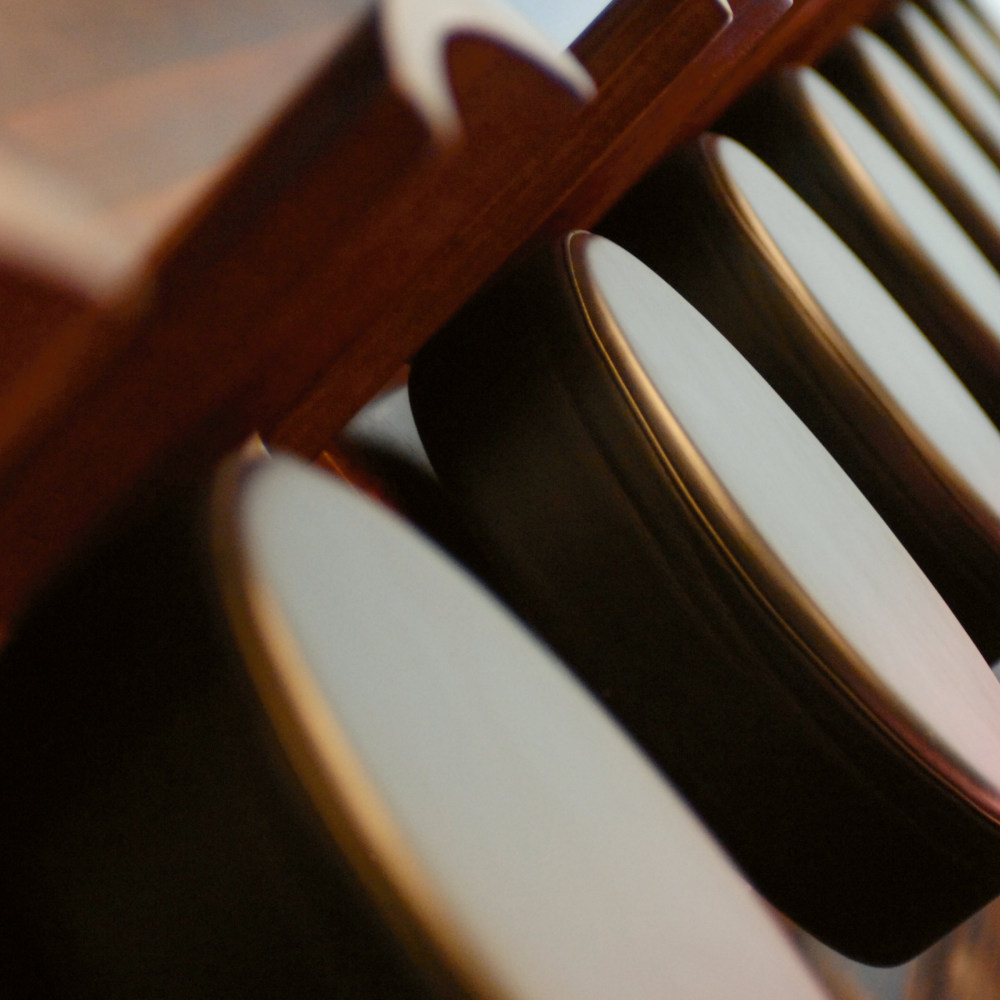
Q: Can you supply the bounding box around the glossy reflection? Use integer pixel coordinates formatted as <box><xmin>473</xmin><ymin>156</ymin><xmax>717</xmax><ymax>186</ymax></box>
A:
<box><xmin>410</xmin><ymin>230</ymin><xmax>1000</xmax><ymax>962</ymax></box>
<box><xmin>600</xmin><ymin>130</ymin><xmax>1000</xmax><ymax>662</ymax></box>
<box><xmin>821</xmin><ymin>27</ymin><xmax>1000</xmax><ymax>267</ymax></box>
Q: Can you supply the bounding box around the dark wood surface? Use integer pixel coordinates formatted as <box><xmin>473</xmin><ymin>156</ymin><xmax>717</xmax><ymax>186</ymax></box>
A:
<box><xmin>0</xmin><ymin>0</ymin><xmax>897</xmax><ymax>630</ymax></box>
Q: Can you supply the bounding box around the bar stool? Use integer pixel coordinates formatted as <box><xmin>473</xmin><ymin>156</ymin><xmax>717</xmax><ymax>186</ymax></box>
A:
<box><xmin>0</xmin><ymin>451</ymin><xmax>834</xmax><ymax>1000</ymax></box>
<box><xmin>874</xmin><ymin>2</ymin><xmax>1000</xmax><ymax>170</ymax></box>
<box><xmin>600</xmin><ymin>133</ymin><xmax>1000</xmax><ymax>662</ymax></box>
<box><xmin>820</xmin><ymin>26</ymin><xmax>1000</xmax><ymax>267</ymax></box>
<box><xmin>409</xmin><ymin>231</ymin><xmax>1000</xmax><ymax>964</ymax></box>
<box><xmin>719</xmin><ymin>66</ymin><xmax>1000</xmax><ymax>436</ymax></box>
<box><xmin>897</xmin><ymin>0</ymin><xmax>1000</xmax><ymax>99</ymax></box>
<box><xmin>960</xmin><ymin>0</ymin><xmax>1000</xmax><ymax>47</ymax></box>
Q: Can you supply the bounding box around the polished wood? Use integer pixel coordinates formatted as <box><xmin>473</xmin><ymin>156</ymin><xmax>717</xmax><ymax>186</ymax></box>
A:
<box><xmin>0</xmin><ymin>0</ymin><xmax>903</xmax><ymax>630</ymax></box>
<box><xmin>0</xmin><ymin>1</ymin><xmax>362</xmax><ymax>255</ymax></box>
<box><xmin>915</xmin><ymin>0</ymin><xmax>1000</xmax><ymax>96</ymax></box>
<box><xmin>0</xmin><ymin>0</ymin><xmax>979</xmax><ymax>988</ymax></box>
<box><xmin>875</xmin><ymin>2</ymin><xmax>1000</xmax><ymax>170</ymax></box>
<box><xmin>275</xmin><ymin>0</ymin><xmax>907</xmax><ymax>453</ymax></box>
<box><xmin>908</xmin><ymin>898</ymin><xmax>1000</xmax><ymax>1000</ymax></box>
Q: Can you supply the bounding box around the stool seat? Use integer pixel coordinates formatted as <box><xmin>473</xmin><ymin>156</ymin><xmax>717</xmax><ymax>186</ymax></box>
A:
<box><xmin>897</xmin><ymin>0</ymin><xmax>1000</xmax><ymax>113</ymax></box>
<box><xmin>409</xmin><ymin>231</ymin><xmax>1000</xmax><ymax>963</ymax></box>
<box><xmin>0</xmin><ymin>452</ymin><xmax>831</xmax><ymax>999</ymax></box>
<box><xmin>821</xmin><ymin>26</ymin><xmax>1000</xmax><ymax>268</ymax></box>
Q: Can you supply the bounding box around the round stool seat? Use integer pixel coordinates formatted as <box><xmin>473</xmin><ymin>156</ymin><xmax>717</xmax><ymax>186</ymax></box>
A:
<box><xmin>874</xmin><ymin>2</ymin><xmax>1000</xmax><ymax>170</ymax></box>
<box><xmin>962</xmin><ymin>0</ymin><xmax>1000</xmax><ymax>48</ymax></box>
<box><xmin>719</xmin><ymin>65</ymin><xmax>1000</xmax><ymax>436</ymax></box>
<box><xmin>899</xmin><ymin>0</ymin><xmax>1000</xmax><ymax>107</ymax></box>
<box><xmin>601</xmin><ymin>134</ymin><xmax>1000</xmax><ymax>662</ymax></box>
<box><xmin>821</xmin><ymin>26</ymin><xmax>1000</xmax><ymax>268</ymax></box>
<box><xmin>0</xmin><ymin>453</ymin><xmax>830</xmax><ymax>1000</ymax></box>
<box><xmin>410</xmin><ymin>231</ymin><xmax>1000</xmax><ymax>964</ymax></box>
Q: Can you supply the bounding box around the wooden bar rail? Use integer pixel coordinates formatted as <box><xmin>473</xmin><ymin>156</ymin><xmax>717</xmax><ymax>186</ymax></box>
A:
<box><xmin>0</xmin><ymin>0</ymin><xmax>893</xmax><ymax>632</ymax></box>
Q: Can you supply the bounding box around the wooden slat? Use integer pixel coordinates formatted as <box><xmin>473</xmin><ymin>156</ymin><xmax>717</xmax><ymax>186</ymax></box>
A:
<box><xmin>0</xmin><ymin>0</ymin><xmax>903</xmax><ymax>629</ymax></box>
<box><xmin>272</xmin><ymin>0</ymin><xmax>737</xmax><ymax>451</ymax></box>
<box><xmin>273</xmin><ymin>0</ymin><xmax>900</xmax><ymax>455</ymax></box>
<box><xmin>680</xmin><ymin>0</ymin><xmax>900</xmax><ymax>131</ymax></box>
<box><xmin>0</xmin><ymin>0</ymin><xmax>594</xmax><ymax>626</ymax></box>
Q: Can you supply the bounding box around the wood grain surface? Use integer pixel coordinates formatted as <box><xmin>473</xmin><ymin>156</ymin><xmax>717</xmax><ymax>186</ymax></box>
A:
<box><xmin>0</xmin><ymin>0</ymin><xmax>898</xmax><ymax>631</ymax></box>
